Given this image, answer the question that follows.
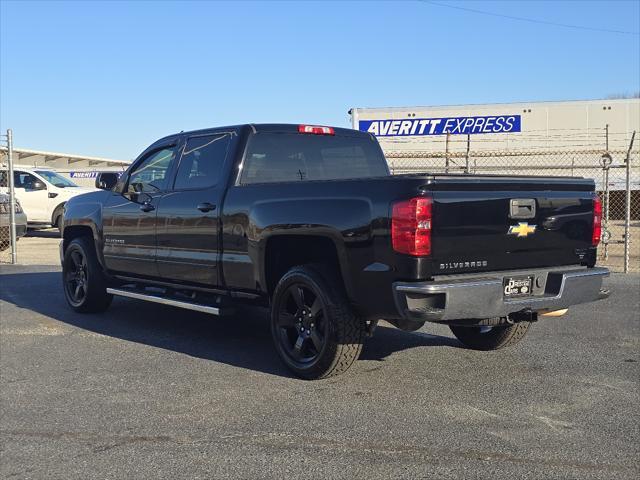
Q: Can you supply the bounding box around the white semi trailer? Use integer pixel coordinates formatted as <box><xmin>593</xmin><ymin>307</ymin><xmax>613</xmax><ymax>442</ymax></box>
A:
<box><xmin>350</xmin><ymin>98</ymin><xmax>639</xmax><ymax>154</ymax></box>
<box><xmin>349</xmin><ymin>98</ymin><xmax>639</xmax><ymax>193</ymax></box>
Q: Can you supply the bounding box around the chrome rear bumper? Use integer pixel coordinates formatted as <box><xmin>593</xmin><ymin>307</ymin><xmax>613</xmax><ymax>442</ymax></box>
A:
<box><xmin>393</xmin><ymin>266</ymin><xmax>609</xmax><ymax>322</ymax></box>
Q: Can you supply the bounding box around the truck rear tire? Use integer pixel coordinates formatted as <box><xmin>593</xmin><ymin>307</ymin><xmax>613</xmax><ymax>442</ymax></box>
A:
<box><xmin>271</xmin><ymin>265</ymin><xmax>365</xmax><ymax>380</ymax></box>
<box><xmin>62</xmin><ymin>236</ymin><xmax>112</xmax><ymax>313</ymax></box>
<box><xmin>449</xmin><ymin>321</ymin><xmax>531</xmax><ymax>351</ymax></box>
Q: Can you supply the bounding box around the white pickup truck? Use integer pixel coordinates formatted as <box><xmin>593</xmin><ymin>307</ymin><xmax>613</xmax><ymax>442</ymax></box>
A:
<box><xmin>1</xmin><ymin>167</ymin><xmax>96</xmax><ymax>230</ymax></box>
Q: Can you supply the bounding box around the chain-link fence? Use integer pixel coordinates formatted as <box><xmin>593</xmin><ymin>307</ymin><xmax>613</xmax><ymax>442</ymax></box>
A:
<box><xmin>1</xmin><ymin>127</ymin><xmax>638</xmax><ymax>271</ymax></box>
<box><xmin>384</xmin><ymin>139</ymin><xmax>639</xmax><ymax>273</ymax></box>
<box><xmin>1</xmin><ymin>129</ymin><xmax>18</xmax><ymax>264</ymax></box>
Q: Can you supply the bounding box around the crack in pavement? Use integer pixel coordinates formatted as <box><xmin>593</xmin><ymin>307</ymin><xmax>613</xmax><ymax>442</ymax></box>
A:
<box><xmin>1</xmin><ymin>428</ymin><xmax>632</xmax><ymax>473</ymax></box>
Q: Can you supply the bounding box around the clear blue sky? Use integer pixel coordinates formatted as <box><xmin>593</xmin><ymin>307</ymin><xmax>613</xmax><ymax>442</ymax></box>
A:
<box><xmin>1</xmin><ymin>0</ymin><xmax>639</xmax><ymax>159</ymax></box>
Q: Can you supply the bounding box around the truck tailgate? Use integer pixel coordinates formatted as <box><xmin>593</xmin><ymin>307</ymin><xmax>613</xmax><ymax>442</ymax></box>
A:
<box><xmin>427</xmin><ymin>176</ymin><xmax>597</xmax><ymax>274</ymax></box>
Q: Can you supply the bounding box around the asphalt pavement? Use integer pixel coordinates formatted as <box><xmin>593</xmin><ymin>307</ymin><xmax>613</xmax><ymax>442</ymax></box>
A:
<box><xmin>1</xmin><ymin>264</ymin><xmax>638</xmax><ymax>479</ymax></box>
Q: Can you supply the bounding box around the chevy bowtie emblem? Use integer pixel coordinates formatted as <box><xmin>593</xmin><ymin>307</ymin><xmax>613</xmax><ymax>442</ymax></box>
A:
<box><xmin>508</xmin><ymin>222</ymin><xmax>536</xmax><ymax>238</ymax></box>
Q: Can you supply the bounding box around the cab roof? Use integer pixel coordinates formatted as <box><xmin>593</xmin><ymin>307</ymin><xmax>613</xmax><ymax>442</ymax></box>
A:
<box><xmin>151</xmin><ymin>123</ymin><xmax>370</xmax><ymax>146</ymax></box>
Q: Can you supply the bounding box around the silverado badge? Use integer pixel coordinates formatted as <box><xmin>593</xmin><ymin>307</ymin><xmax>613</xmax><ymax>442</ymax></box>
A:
<box><xmin>508</xmin><ymin>222</ymin><xmax>536</xmax><ymax>238</ymax></box>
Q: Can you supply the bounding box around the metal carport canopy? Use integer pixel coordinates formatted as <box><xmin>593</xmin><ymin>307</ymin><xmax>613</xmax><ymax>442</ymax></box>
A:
<box><xmin>0</xmin><ymin>146</ymin><xmax>130</xmax><ymax>170</ymax></box>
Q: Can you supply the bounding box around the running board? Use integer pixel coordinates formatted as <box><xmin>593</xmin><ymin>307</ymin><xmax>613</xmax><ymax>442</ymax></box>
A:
<box><xmin>106</xmin><ymin>288</ymin><xmax>220</xmax><ymax>315</ymax></box>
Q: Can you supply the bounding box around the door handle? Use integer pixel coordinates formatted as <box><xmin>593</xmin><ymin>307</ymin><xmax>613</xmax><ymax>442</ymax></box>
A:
<box><xmin>140</xmin><ymin>202</ymin><xmax>155</xmax><ymax>212</ymax></box>
<box><xmin>197</xmin><ymin>202</ymin><xmax>216</xmax><ymax>213</ymax></box>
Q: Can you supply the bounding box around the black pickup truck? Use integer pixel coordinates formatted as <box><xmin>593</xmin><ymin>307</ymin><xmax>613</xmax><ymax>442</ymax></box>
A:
<box><xmin>61</xmin><ymin>124</ymin><xmax>609</xmax><ymax>379</ymax></box>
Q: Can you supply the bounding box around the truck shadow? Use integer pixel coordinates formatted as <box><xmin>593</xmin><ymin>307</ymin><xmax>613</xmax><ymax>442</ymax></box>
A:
<box><xmin>25</xmin><ymin>228</ymin><xmax>60</xmax><ymax>239</ymax></box>
<box><xmin>0</xmin><ymin>270</ymin><xmax>460</xmax><ymax>379</ymax></box>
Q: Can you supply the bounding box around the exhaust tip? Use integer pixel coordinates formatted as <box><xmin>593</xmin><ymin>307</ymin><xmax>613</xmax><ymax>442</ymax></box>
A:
<box><xmin>540</xmin><ymin>308</ymin><xmax>568</xmax><ymax>317</ymax></box>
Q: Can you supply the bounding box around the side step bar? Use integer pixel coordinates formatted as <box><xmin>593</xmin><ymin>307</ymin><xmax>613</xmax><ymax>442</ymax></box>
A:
<box><xmin>106</xmin><ymin>288</ymin><xmax>220</xmax><ymax>315</ymax></box>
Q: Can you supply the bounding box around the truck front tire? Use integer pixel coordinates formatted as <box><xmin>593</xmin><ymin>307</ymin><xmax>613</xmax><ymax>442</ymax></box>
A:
<box><xmin>449</xmin><ymin>321</ymin><xmax>531</xmax><ymax>351</ymax></box>
<box><xmin>52</xmin><ymin>203</ymin><xmax>65</xmax><ymax>234</ymax></box>
<box><xmin>271</xmin><ymin>265</ymin><xmax>365</xmax><ymax>380</ymax></box>
<box><xmin>62</xmin><ymin>236</ymin><xmax>112</xmax><ymax>313</ymax></box>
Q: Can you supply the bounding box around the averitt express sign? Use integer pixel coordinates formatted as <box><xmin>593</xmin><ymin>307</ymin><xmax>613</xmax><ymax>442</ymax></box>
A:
<box><xmin>70</xmin><ymin>171</ymin><xmax>100</xmax><ymax>178</ymax></box>
<box><xmin>358</xmin><ymin>115</ymin><xmax>521</xmax><ymax>137</ymax></box>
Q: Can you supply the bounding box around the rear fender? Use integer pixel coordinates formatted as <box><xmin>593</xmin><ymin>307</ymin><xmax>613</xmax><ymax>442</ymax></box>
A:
<box><xmin>259</xmin><ymin>230</ymin><xmax>353</xmax><ymax>299</ymax></box>
<box><xmin>250</xmin><ymin>197</ymin><xmax>374</xmax><ymax>301</ymax></box>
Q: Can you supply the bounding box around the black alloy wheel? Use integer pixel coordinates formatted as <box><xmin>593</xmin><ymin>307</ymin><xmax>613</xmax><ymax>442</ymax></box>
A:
<box><xmin>64</xmin><ymin>248</ymin><xmax>88</xmax><ymax>307</ymax></box>
<box><xmin>275</xmin><ymin>283</ymin><xmax>328</xmax><ymax>365</ymax></box>
<box><xmin>270</xmin><ymin>265</ymin><xmax>365</xmax><ymax>380</ymax></box>
<box><xmin>62</xmin><ymin>236</ymin><xmax>112</xmax><ymax>313</ymax></box>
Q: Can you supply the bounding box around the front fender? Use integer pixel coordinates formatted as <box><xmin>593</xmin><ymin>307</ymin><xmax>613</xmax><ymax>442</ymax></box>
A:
<box><xmin>51</xmin><ymin>201</ymin><xmax>67</xmax><ymax>224</ymax></box>
<box><xmin>62</xmin><ymin>192</ymin><xmax>107</xmax><ymax>268</ymax></box>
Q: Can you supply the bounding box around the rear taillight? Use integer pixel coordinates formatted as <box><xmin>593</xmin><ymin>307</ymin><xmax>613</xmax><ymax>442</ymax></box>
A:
<box><xmin>298</xmin><ymin>125</ymin><xmax>335</xmax><ymax>135</ymax></box>
<box><xmin>592</xmin><ymin>193</ymin><xmax>602</xmax><ymax>247</ymax></box>
<box><xmin>392</xmin><ymin>196</ymin><xmax>433</xmax><ymax>256</ymax></box>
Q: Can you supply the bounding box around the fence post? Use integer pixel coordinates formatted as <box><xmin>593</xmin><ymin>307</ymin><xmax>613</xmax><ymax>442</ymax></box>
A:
<box><xmin>601</xmin><ymin>125</ymin><xmax>612</xmax><ymax>261</ymax></box>
<box><xmin>604</xmin><ymin>163</ymin><xmax>610</xmax><ymax>260</ymax></box>
<box><xmin>604</xmin><ymin>126</ymin><xmax>611</xmax><ymax>240</ymax></box>
<box><xmin>464</xmin><ymin>134</ymin><xmax>470</xmax><ymax>173</ymax></box>
<box><xmin>623</xmin><ymin>131</ymin><xmax>636</xmax><ymax>273</ymax></box>
<box><xmin>445</xmin><ymin>133</ymin><xmax>450</xmax><ymax>174</ymax></box>
<box><xmin>7</xmin><ymin>129</ymin><xmax>17</xmax><ymax>264</ymax></box>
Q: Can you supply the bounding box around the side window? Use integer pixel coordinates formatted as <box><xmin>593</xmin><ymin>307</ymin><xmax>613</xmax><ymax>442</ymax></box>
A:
<box><xmin>14</xmin><ymin>172</ymin><xmax>38</xmax><ymax>189</ymax></box>
<box><xmin>127</xmin><ymin>147</ymin><xmax>176</xmax><ymax>193</ymax></box>
<box><xmin>174</xmin><ymin>134</ymin><xmax>230</xmax><ymax>190</ymax></box>
<box><xmin>241</xmin><ymin>135</ymin><xmax>308</xmax><ymax>184</ymax></box>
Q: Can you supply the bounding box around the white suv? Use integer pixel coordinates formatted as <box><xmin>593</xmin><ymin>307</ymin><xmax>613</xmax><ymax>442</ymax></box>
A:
<box><xmin>1</xmin><ymin>167</ymin><xmax>97</xmax><ymax>229</ymax></box>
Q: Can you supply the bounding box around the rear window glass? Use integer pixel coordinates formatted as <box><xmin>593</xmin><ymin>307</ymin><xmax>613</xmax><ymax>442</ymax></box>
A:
<box><xmin>240</xmin><ymin>133</ymin><xmax>388</xmax><ymax>184</ymax></box>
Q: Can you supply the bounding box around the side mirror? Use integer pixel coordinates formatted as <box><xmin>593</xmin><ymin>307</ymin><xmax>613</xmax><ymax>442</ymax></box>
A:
<box><xmin>31</xmin><ymin>180</ymin><xmax>47</xmax><ymax>190</ymax></box>
<box><xmin>95</xmin><ymin>172</ymin><xmax>119</xmax><ymax>190</ymax></box>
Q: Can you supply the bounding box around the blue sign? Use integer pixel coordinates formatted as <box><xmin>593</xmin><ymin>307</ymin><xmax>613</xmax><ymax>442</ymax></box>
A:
<box><xmin>359</xmin><ymin>115</ymin><xmax>521</xmax><ymax>137</ymax></box>
<box><xmin>70</xmin><ymin>171</ymin><xmax>122</xmax><ymax>179</ymax></box>
<box><xmin>70</xmin><ymin>171</ymin><xmax>99</xmax><ymax>179</ymax></box>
